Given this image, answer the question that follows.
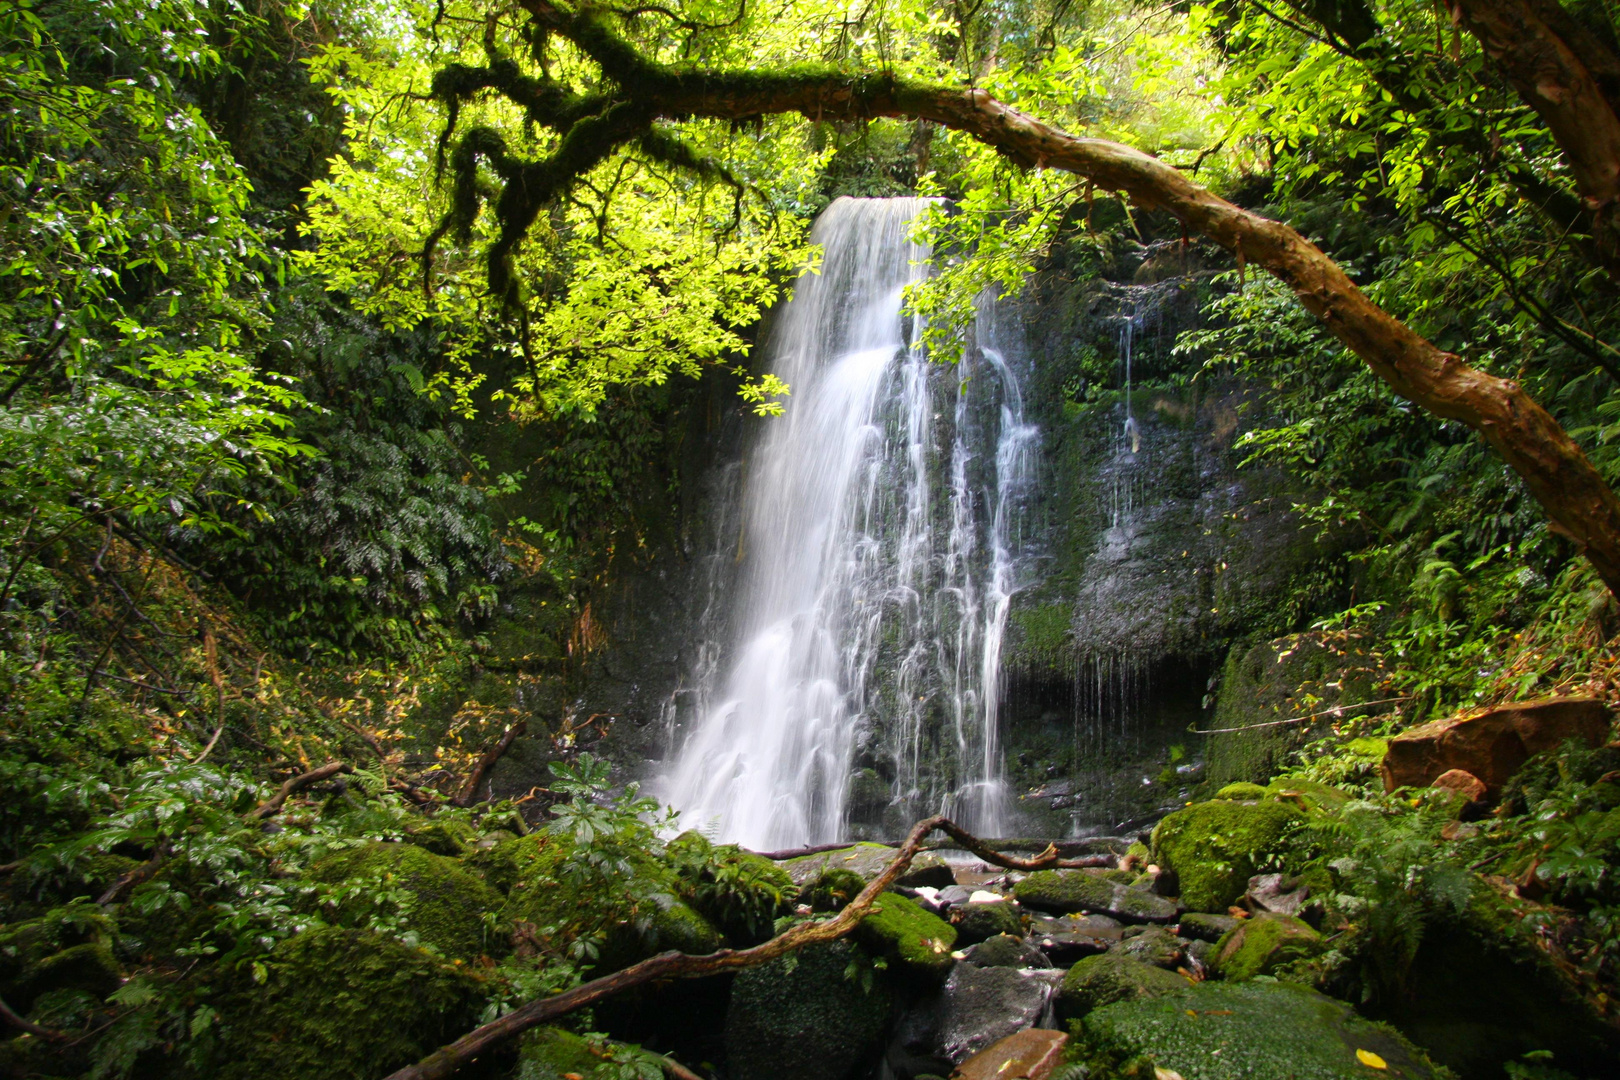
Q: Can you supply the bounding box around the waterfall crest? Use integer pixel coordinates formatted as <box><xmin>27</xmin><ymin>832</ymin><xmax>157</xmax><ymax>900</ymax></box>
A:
<box><xmin>658</xmin><ymin>197</ymin><xmax>1036</xmax><ymax>850</ymax></box>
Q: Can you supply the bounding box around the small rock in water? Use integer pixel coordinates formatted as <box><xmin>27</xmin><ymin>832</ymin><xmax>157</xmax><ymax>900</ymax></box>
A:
<box><xmin>951</xmin><ymin>1029</ymin><xmax>1068</xmax><ymax>1080</ymax></box>
<box><xmin>1026</xmin><ymin>914</ymin><xmax>1118</xmax><ymax>966</ymax></box>
<box><xmin>887</xmin><ymin>964</ymin><xmax>1059</xmax><ymax>1076</ymax></box>
<box><xmin>968</xmin><ymin>889</ymin><xmax>1005</xmax><ymax>903</ymax></box>
<box><xmin>1176</xmin><ymin>912</ymin><xmax>1239</xmax><ymax>943</ymax></box>
<box><xmin>952</xmin><ymin>899</ymin><xmax>1023</xmax><ymax>945</ymax></box>
<box><xmin>934</xmin><ymin>884</ymin><xmax>977</xmax><ymax>908</ymax></box>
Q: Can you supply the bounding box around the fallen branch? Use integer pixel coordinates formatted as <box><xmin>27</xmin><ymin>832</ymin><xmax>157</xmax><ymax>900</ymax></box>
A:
<box><xmin>384</xmin><ymin>815</ymin><xmax>1091</xmax><ymax>1080</ymax></box>
<box><xmin>657</xmin><ymin>1054</ymin><xmax>705</xmax><ymax>1080</ymax></box>
<box><xmin>453</xmin><ymin>720</ymin><xmax>527</xmax><ymax>807</ymax></box>
<box><xmin>0</xmin><ymin>995</ymin><xmax>63</xmax><ymax>1041</ymax></box>
<box><xmin>1191</xmin><ymin>696</ymin><xmax>1410</xmax><ymax>736</ymax></box>
<box><xmin>247</xmin><ymin>761</ymin><xmax>352</xmax><ymax>821</ymax></box>
<box><xmin>97</xmin><ymin>846</ymin><xmax>167</xmax><ymax>906</ymax></box>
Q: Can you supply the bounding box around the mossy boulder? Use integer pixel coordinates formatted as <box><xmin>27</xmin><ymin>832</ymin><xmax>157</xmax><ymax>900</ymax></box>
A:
<box><xmin>1111</xmin><ymin>926</ymin><xmax>1183</xmax><ymax>969</ymax></box>
<box><xmin>597</xmin><ymin>899</ymin><xmax>725</xmax><ymax>971</ymax></box>
<box><xmin>725</xmin><ymin>939</ymin><xmax>893</xmax><ymax>1080</ymax></box>
<box><xmin>1211</xmin><ymin>913</ymin><xmax>1323</xmax><ymax>981</ymax></box>
<box><xmin>308</xmin><ymin>841</ymin><xmax>504</xmax><ymax>959</ymax></box>
<box><xmin>802</xmin><ymin>866</ymin><xmax>868</xmax><ymax>911</ymax></box>
<box><xmin>854</xmin><ymin>891</ymin><xmax>957</xmax><ymax>978</ymax></box>
<box><xmin>516</xmin><ymin>1027</ymin><xmax>660</xmax><ymax>1079</ymax></box>
<box><xmin>461</xmin><ymin>832</ymin><xmax>546</xmax><ymax>893</ymax></box>
<box><xmin>517</xmin><ymin>1027</ymin><xmax>615</xmax><ymax>1079</ymax></box>
<box><xmin>1074</xmin><ymin>980</ymin><xmax>1447</xmax><ymax>1080</ymax></box>
<box><xmin>1055</xmin><ymin>953</ymin><xmax>1190</xmax><ymax>1021</ymax></box>
<box><xmin>1013</xmin><ymin>870</ymin><xmax>1177</xmax><ymax>923</ymax></box>
<box><xmin>406</xmin><ymin>816</ymin><xmax>480</xmax><ymax>857</ymax></box>
<box><xmin>952</xmin><ymin>899</ymin><xmax>1023</xmax><ymax>945</ymax></box>
<box><xmin>209</xmin><ymin>927</ymin><xmax>484</xmax><ymax>1080</ymax></box>
<box><xmin>1150</xmin><ymin>799</ymin><xmax>1305</xmax><ymax>913</ymax></box>
<box><xmin>0</xmin><ymin>905</ymin><xmax>123</xmax><ymax>1013</ymax></box>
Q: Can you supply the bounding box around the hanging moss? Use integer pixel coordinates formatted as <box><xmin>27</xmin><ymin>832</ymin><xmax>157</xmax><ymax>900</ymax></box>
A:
<box><xmin>307</xmin><ymin>841</ymin><xmax>505</xmax><ymax>959</ymax></box>
<box><xmin>207</xmin><ymin>927</ymin><xmax>486</xmax><ymax>1080</ymax></box>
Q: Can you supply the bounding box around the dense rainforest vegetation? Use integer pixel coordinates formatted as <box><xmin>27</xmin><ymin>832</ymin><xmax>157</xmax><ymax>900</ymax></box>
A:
<box><xmin>7</xmin><ymin>0</ymin><xmax>1620</xmax><ymax>1077</ymax></box>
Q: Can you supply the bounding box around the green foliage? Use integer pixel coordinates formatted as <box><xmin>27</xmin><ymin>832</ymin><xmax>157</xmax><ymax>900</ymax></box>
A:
<box><xmin>665</xmin><ymin>830</ymin><xmax>794</xmax><ymax>944</ymax></box>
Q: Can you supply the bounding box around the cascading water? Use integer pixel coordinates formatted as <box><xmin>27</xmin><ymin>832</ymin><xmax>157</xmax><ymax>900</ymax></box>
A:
<box><xmin>657</xmin><ymin>197</ymin><xmax>1037</xmax><ymax>850</ymax></box>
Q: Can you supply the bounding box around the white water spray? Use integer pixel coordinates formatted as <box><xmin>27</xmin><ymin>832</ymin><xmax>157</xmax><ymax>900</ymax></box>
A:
<box><xmin>659</xmin><ymin>197</ymin><xmax>1036</xmax><ymax>849</ymax></box>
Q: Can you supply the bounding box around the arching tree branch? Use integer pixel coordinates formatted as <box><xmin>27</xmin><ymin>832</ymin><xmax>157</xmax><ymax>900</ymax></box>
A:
<box><xmin>429</xmin><ymin>0</ymin><xmax>1620</xmax><ymax>594</ymax></box>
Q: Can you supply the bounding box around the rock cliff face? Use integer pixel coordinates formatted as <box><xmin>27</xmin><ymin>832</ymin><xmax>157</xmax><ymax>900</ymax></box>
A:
<box><xmin>506</xmin><ymin>223</ymin><xmax>1347</xmax><ymax>838</ymax></box>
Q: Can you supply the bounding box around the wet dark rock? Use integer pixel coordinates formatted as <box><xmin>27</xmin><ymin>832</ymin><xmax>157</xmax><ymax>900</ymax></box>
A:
<box><xmin>1027</xmin><ymin>914</ymin><xmax>1121</xmax><ymax>965</ymax></box>
<box><xmin>1176</xmin><ymin>911</ymin><xmax>1239</xmax><ymax>943</ymax></box>
<box><xmin>1013</xmin><ymin>869</ymin><xmax>1177</xmax><ymax>923</ymax></box>
<box><xmin>887</xmin><ymin>964</ymin><xmax>1061</xmax><ymax>1079</ymax></box>
<box><xmin>961</xmin><ymin>934</ymin><xmax>1051</xmax><ymax>969</ymax></box>
<box><xmin>1242</xmin><ymin>872</ymin><xmax>1309</xmax><ymax>917</ymax></box>
<box><xmin>726</xmin><ymin>939</ymin><xmax>892</xmax><ymax>1080</ymax></box>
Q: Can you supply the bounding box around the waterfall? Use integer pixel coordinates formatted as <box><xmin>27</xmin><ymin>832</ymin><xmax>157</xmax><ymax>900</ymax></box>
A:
<box><xmin>658</xmin><ymin>197</ymin><xmax>1036</xmax><ymax>850</ymax></box>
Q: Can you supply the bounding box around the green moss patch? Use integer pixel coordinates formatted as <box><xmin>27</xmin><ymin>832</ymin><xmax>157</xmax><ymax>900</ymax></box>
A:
<box><xmin>209</xmin><ymin>927</ymin><xmax>484</xmax><ymax>1080</ymax></box>
<box><xmin>1151</xmin><ymin>799</ymin><xmax>1305</xmax><ymax>913</ymax></box>
<box><xmin>854</xmin><ymin>891</ymin><xmax>956</xmax><ymax>977</ymax></box>
<box><xmin>308</xmin><ymin>841</ymin><xmax>504</xmax><ymax>959</ymax></box>
<box><xmin>1075</xmin><ymin>980</ymin><xmax>1447</xmax><ymax>1080</ymax></box>
<box><xmin>1211</xmin><ymin>913</ymin><xmax>1323</xmax><ymax>981</ymax></box>
<box><xmin>1055</xmin><ymin>953</ymin><xmax>1191</xmax><ymax>1021</ymax></box>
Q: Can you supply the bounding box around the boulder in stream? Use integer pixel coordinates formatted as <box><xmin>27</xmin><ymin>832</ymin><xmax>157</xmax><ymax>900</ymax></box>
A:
<box><xmin>1150</xmin><ymin>798</ymin><xmax>1306</xmax><ymax>913</ymax></box>
<box><xmin>886</xmin><ymin>963</ymin><xmax>1061</xmax><ymax>1078</ymax></box>
<box><xmin>725</xmin><ymin>939</ymin><xmax>892</xmax><ymax>1080</ymax></box>
<box><xmin>777</xmin><ymin>842</ymin><xmax>954</xmax><ymax>888</ymax></box>
<box><xmin>1054</xmin><ymin>953</ymin><xmax>1191</xmax><ymax>1022</ymax></box>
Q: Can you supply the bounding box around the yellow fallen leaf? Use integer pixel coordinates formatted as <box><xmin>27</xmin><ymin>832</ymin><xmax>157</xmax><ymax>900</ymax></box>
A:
<box><xmin>1155</xmin><ymin>1069</ymin><xmax>1185</xmax><ymax>1080</ymax></box>
<box><xmin>1185</xmin><ymin>1009</ymin><xmax>1197</xmax><ymax>1017</ymax></box>
<box><xmin>1357</xmin><ymin>1049</ymin><xmax>1388</xmax><ymax>1070</ymax></box>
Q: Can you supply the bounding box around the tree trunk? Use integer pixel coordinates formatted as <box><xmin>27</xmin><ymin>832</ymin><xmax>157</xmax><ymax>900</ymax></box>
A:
<box><xmin>1453</xmin><ymin>0</ymin><xmax>1620</xmax><ymax>277</ymax></box>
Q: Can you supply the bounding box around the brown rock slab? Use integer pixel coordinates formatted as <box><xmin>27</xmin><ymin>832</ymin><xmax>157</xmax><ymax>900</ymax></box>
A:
<box><xmin>950</xmin><ymin>1028</ymin><xmax>1067</xmax><ymax>1080</ymax></box>
<box><xmin>1432</xmin><ymin>768</ymin><xmax>1488</xmax><ymax>802</ymax></box>
<box><xmin>1382</xmin><ymin>697</ymin><xmax>1612</xmax><ymax>796</ymax></box>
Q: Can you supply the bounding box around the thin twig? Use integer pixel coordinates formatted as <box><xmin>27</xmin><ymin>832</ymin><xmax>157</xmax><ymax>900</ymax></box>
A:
<box><xmin>1191</xmin><ymin>696</ymin><xmax>1410</xmax><ymax>735</ymax></box>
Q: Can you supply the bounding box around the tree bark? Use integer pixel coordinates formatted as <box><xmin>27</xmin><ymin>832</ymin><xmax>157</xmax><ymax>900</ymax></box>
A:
<box><xmin>381</xmin><ymin>814</ymin><xmax>1101</xmax><ymax>1080</ymax></box>
<box><xmin>1453</xmin><ymin>0</ymin><xmax>1620</xmax><ymax>275</ymax></box>
<box><xmin>247</xmin><ymin>760</ymin><xmax>352</xmax><ymax>820</ymax></box>
<box><xmin>453</xmin><ymin>720</ymin><xmax>527</xmax><ymax>807</ymax></box>
<box><xmin>492</xmin><ymin>0</ymin><xmax>1620</xmax><ymax>595</ymax></box>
